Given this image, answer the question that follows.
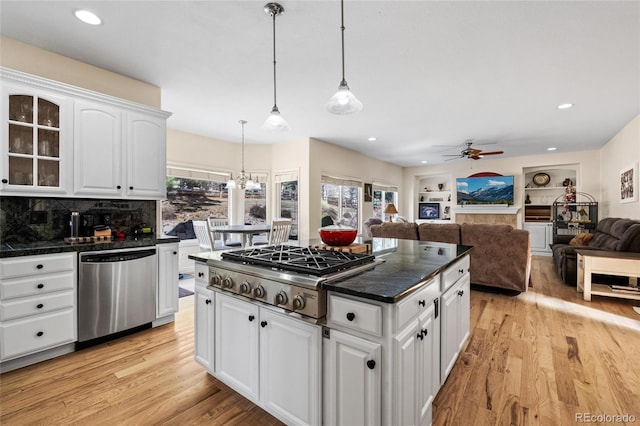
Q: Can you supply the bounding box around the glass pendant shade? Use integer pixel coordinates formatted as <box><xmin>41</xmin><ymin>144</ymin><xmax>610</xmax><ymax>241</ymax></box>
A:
<box><xmin>225</xmin><ymin>176</ymin><xmax>237</xmax><ymax>189</ymax></box>
<box><xmin>262</xmin><ymin>107</ymin><xmax>290</xmax><ymax>131</ymax></box>
<box><xmin>326</xmin><ymin>81</ymin><xmax>363</xmax><ymax>114</ymax></box>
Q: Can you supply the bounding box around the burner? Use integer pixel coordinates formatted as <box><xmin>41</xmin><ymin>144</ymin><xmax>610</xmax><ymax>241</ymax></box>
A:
<box><xmin>221</xmin><ymin>244</ymin><xmax>374</xmax><ymax>276</ymax></box>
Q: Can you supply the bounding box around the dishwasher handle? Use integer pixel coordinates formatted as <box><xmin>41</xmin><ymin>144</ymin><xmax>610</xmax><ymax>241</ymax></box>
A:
<box><xmin>80</xmin><ymin>248</ymin><xmax>157</xmax><ymax>263</ymax></box>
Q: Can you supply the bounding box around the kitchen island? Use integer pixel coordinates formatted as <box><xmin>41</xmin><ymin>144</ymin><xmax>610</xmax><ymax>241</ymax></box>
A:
<box><xmin>190</xmin><ymin>238</ymin><xmax>473</xmax><ymax>426</ymax></box>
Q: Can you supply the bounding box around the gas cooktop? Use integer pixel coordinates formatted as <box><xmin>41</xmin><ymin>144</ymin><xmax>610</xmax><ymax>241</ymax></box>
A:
<box><xmin>221</xmin><ymin>244</ymin><xmax>375</xmax><ymax>276</ymax></box>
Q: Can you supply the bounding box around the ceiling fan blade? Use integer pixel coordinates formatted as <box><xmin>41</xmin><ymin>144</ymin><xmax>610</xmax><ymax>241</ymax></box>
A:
<box><xmin>468</xmin><ymin>149</ymin><xmax>482</xmax><ymax>155</ymax></box>
<box><xmin>478</xmin><ymin>151</ymin><xmax>504</xmax><ymax>155</ymax></box>
<box><xmin>445</xmin><ymin>157</ymin><xmax>461</xmax><ymax>161</ymax></box>
<box><xmin>470</xmin><ymin>155</ymin><xmax>481</xmax><ymax>160</ymax></box>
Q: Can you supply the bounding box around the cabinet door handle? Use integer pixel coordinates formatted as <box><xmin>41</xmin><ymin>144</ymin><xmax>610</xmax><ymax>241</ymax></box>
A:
<box><xmin>198</xmin><ymin>272</ymin><xmax>204</xmax><ymax>277</ymax></box>
<box><xmin>458</xmin><ymin>268</ymin><xmax>464</xmax><ymax>274</ymax></box>
<box><xmin>346</xmin><ymin>312</ymin><xmax>355</xmax><ymax>321</ymax></box>
<box><xmin>434</xmin><ymin>298</ymin><xmax>439</xmax><ymax>319</ymax></box>
<box><xmin>366</xmin><ymin>360</ymin><xmax>376</xmax><ymax>370</ymax></box>
<box><xmin>173</xmin><ymin>251</ymin><xmax>177</xmax><ymax>255</ymax></box>
<box><xmin>205</xmin><ymin>299</ymin><xmax>211</xmax><ymax>304</ymax></box>
<box><xmin>417</xmin><ymin>332</ymin><xmax>424</xmax><ymax>340</ymax></box>
<box><xmin>261</xmin><ymin>320</ymin><xmax>268</xmax><ymax>328</ymax></box>
<box><xmin>36</xmin><ymin>264</ymin><xmax>44</xmax><ymax>269</ymax></box>
<box><xmin>117</xmin><ymin>185</ymin><xmax>122</xmax><ymax>189</ymax></box>
<box><xmin>1</xmin><ymin>179</ymin><xmax>7</xmax><ymax>184</ymax></box>
<box><xmin>248</xmin><ymin>314</ymin><xmax>255</xmax><ymax>322</ymax></box>
<box><xmin>36</xmin><ymin>331</ymin><xmax>44</xmax><ymax>337</ymax></box>
<box><xmin>37</xmin><ymin>283</ymin><xmax>44</xmax><ymax>289</ymax></box>
<box><xmin>418</xmin><ymin>300</ymin><xmax>425</xmax><ymax>307</ymax></box>
<box><xmin>37</xmin><ymin>303</ymin><xmax>44</xmax><ymax>309</ymax></box>
<box><xmin>458</xmin><ymin>290</ymin><xmax>464</xmax><ymax>296</ymax></box>
<box><xmin>422</xmin><ymin>328</ymin><xmax>428</xmax><ymax>336</ymax></box>
<box><xmin>129</xmin><ymin>186</ymin><xmax>134</xmax><ymax>190</ymax></box>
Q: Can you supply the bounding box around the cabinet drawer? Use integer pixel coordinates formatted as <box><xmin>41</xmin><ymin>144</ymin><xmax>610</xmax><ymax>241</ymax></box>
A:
<box><xmin>441</xmin><ymin>256</ymin><xmax>470</xmax><ymax>292</ymax></box>
<box><xmin>1</xmin><ymin>271</ymin><xmax>75</xmax><ymax>300</ymax></box>
<box><xmin>1</xmin><ymin>290</ymin><xmax>74</xmax><ymax>321</ymax></box>
<box><xmin>195</xmin><ymin>262</ymin><xmax>209</xmax><ymax>291</ymax></box>
<box><xmin>1</xmin><ymin>308</ymin><xmax>75</xmax><ymax>360</ymax></box>
<box><xmin>395</xmin><ymin>279</ymin><xmax>439</xmax><ymax>331</ymax></box>
<box><xmin>0</xmin><ymin>253</ymin><xmax>75</xmax><ymax>279</ymax></box>
<box><xmin>328</xmin><ymin>294</ymin><xmax>382</xmax><ymax>337</ymax></box>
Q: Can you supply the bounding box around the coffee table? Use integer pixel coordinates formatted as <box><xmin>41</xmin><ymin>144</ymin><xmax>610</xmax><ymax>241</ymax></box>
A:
<box><xmin>576</xmin><ymin>249</ymin><xmax>640</xmax><ymax>302</ymax></box>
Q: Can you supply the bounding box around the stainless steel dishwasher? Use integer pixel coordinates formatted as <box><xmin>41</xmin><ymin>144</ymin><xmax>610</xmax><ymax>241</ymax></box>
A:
<box><xmin>78</xmin><ymin>247</ymin><xmax>157</xmax><ymax>342</ymax></box>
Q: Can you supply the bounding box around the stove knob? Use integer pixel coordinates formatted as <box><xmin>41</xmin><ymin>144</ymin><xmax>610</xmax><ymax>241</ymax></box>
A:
<box><xmin>253</xmin><ymin>285</ymin><xmax>265</xmax><ymax>298</ymax></box>
<box><xmin>292</xmin><ymin>294</ymin><xmax>305</xmax><ymax>311</ymax></box>
<box><xmin>210</xmin><ymin>272</ymin><xmax>221</xmax><ymax>286</ymax></box>
<box><xmin>222</xmin><ymin>276</ymin><xmax>233</xmax><ymax>289</ymax></box>
<box><xmin>275</xmin><ymin>291</ymin><xmax>288</xmax><ymax>306</ymax></box>
<box><xmin>239</xmin><ymin>282</ymin><xmax>252</xmax><ymax>294</ymax></box>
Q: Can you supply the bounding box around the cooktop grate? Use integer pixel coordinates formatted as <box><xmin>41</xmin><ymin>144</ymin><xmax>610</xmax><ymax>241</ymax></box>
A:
<box><xmin>221</xmin><ymin>244</ymin><xmax>375</xmax><ymax>276</ymax></box>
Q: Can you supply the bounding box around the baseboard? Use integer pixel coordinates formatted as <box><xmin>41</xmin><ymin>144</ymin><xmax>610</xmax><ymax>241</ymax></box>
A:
<box><xmin>0</xmin><ymin>343</ymin><xmax>75</xmax><ymax>373</ymax></box>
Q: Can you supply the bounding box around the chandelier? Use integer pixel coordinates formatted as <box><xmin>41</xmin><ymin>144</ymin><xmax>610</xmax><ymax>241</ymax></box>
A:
<box><xmin>226</xmin><ymin>120</ymin><xmax>260</xmax><ymax>190</ymax></box>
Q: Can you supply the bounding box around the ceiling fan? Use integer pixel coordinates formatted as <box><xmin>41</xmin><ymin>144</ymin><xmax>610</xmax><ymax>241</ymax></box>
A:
<box><xmin>444</xmin><ymin>140</ymin><xmax>504</xmax><ymax>161</ymax></box>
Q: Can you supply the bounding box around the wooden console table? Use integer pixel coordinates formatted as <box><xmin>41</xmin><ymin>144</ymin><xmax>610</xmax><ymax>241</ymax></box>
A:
<box><xmin>576</xmin><ymin>249</ymin><xmax>640</xmax><ymax>301</ymax></box>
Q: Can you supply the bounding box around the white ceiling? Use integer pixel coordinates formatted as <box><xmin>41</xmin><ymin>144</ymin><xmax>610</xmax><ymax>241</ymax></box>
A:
<box><xmin>1</xmin><ymin>1</ymin><xmax>638</xmax><ymax>167</ymax></box>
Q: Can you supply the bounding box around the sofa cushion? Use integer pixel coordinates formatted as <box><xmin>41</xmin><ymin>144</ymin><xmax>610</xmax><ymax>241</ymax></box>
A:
<box><xmin>589</xmin><ymin>218</ymin><xmax>640</xmax><ymax>251</ymax></box>
<box><xmin>417</xmin><ymin>223</ymin><xmax>461</xmax><ymax>244</ymax></box>
<box><xmin>370</xmin><ymin>222</ymin><xmax>418</xmax><ymax>240</ymax></box>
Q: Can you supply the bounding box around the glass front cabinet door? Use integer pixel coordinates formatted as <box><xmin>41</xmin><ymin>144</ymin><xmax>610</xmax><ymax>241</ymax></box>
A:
<box><xmin>1</xmin><ymin>85</ymin><xmax>68</xmax><ymax>194</ymax></box>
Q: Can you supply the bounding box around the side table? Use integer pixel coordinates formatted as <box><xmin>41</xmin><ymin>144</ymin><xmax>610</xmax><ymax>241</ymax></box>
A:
<box><xmin>576</xmin><ymin>249</ymin><xmax>640</xmax><ymax>302</ymax></box>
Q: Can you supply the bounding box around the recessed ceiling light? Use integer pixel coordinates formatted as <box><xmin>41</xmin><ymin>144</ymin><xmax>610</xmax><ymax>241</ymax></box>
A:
<box><xmin>421</xmin><ymin>160</ymin><xmax>428</xmax><ymax>164</ymax></box>
<box><xmin>74</xmin><ymin>9</ymin><xmax>102</xmax><ymax>25</ymax></box>
<box><xmin>557</xmin><ymin>103</ymin><xmax>573</xmax><ymax>110</ymax></box>
<box><xmin>547</xmin><ymin>147</ymin><xmax>557</xmax><ymax>151</ymax></box>
<box><xmin>368</xmin><ymin>137</ymin><xmax>377</xmax><ymax>142</ymax></box>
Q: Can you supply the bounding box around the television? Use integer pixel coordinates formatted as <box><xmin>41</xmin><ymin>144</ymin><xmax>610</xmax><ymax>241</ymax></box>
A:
<box><xmin>419</xmin><ymin>203</ymin><xmax>440</xmax><ymax>219</ymax></box>
<box><xmin>456</xmin><ymin>175</ymin><xmax>514</xmax><ymax>205</ymax></box>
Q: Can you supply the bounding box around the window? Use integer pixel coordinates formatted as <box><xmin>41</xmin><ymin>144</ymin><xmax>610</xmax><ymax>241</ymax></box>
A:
<box><xmin>162</xmin><ymin>167</ymin><xmax>230</xmax><ymax>239</ymax></box>
<box><xmin>244</xmin><ymin>175</ymin><xmax>268</xmax><ymax>225</ymax></box>
<box><xmin>372</xmin><ymin>183</ymin><xmax>398</xmax><ymax>221</ymax></box>
<box><xmin>321</xmin><ymin>176</ymin><xmax>361</xmax><ymax>229</ymax></box>
<box><xmin>275</xmin><ymin>170</ymin><xmax>299</xmax><ymax>239</ymax></box>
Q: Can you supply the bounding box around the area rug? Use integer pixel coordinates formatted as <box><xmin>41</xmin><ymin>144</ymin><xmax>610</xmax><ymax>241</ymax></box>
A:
<box><xmin>179</xmin><ymin>287</ymin><xmax>194</xmax><ymax>298</ymax></box>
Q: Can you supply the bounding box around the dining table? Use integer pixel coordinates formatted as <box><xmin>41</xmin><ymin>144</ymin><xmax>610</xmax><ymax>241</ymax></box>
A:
<box><xmin>209</xmin><ymin>224</ymin><xmax>272</xmax><ymax>247</ymax></box>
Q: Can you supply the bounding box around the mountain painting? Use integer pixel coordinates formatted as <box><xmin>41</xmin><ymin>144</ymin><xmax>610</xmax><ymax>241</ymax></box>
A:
<box><xmin>456</xmin><ymin>176</ymin><xmax>514</xmax><ymax>205</ymax></box>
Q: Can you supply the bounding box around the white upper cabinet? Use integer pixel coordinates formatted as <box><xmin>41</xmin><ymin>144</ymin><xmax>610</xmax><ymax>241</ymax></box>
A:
<box><xmin>1</xmin><ymin>83</ymin><xmax>71</xmax><ymax>195</ymax></box>
<box><xmin>73</xmin><ymin>100</ymin><xmax>123</xmax><ymax>197</ymax></box>
<box><xmin>1</xmin><ymin>67</ymin><xmax>171</xmax><ymax>199</ymax></box>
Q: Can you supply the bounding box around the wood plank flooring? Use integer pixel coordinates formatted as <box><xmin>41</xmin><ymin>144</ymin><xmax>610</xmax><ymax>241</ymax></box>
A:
<box><xmin>1</xmin><ymin>256</ymin><xmax>639</xmax><ymax>425</ymax></box>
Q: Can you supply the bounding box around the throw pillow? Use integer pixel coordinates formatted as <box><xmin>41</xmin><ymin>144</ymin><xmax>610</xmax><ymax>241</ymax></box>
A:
<box><xmin>569</xmin><ymin>232</ymin><xmax>591</xmax><ymax>246</ymax></box>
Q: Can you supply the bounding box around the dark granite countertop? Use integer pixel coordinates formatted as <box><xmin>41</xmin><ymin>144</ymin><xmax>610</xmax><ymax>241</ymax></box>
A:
<box><xmin>189</xmin><ymin>238</ymin><xmax>473</xmax><ymax>304</ymax></box>
<box><xmin>0</xmin><ymin>236</ymin><xmax>180</xmax><ymax>258</ymax></box>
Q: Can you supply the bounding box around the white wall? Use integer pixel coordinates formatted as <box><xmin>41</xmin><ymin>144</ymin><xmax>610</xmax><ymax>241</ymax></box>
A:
<box><xmin>404</xmin><ymin>149</ymin><xmax>601</xmax><ymax>226</ymax></box>
<box><xmin>599</xmin><ymin>114</ymin><xmax>640</xmax><ymax>219</ymax></box>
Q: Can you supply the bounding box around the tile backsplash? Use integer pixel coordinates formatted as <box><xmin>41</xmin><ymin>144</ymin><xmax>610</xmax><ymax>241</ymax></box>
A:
<box><xmin>0</xmin><ymin>197</ymin><xmax>156</xmax><ymax>243</ymax></box>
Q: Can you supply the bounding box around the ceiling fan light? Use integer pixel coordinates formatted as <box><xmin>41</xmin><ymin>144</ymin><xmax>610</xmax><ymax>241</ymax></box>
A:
<box><xmin>327</xmin><ymin>82</ymin><xmax>363</xmax><ymax>114</ymax></box>
<box><xmin>225</xmin><ymin>178</ymin><xmax>237</xmax><ymax>190</ymax></box>
<box><xmin>262</xmin><ymin>107</ymin><xmax>290</xmax><ymax>131</ymax></box>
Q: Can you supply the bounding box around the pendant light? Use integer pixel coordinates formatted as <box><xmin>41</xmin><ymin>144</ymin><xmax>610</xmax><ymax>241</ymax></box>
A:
<box><xmin>226</xmin><ymin>120</ymin><xmax>259</xmax><ymax>190</ymax></box>
<box><xmin>262</xmin><ymin>3</ymin><xmax>289</xmax><ymax>131</ymax></box>
<box><xmin>326</xmin><ymin>0</ymin><xmax>363</xmax><ymax>114</ymax></box>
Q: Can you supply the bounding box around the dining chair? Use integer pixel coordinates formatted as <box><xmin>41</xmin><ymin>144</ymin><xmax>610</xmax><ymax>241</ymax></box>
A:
<box><xmin>192</xmin><ymin>220</ymin><xmax>215</xmax><ymax>251</ymax></box>
<box><xmin>268</xmin><ymin>218</ymin><xmax>293</xmax><ymax>245</ymax></box>
<box><xmin>206</xmin><ymin>217</ymin><xmax>241</xmax><ymax>248</ymax></box>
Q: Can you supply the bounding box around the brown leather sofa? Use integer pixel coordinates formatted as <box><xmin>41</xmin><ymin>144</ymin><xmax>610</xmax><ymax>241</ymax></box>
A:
<box><xmin>369</xmin><ymin>221</ymin><xmax>531</xmax><ymax>293</ymax></box>
<box><xmin>551</xmin><ymin>217</ymin><xmax>640</xmax><ymax>285</ymax></box>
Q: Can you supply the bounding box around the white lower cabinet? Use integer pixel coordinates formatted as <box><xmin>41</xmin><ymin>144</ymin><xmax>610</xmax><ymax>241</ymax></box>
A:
<box><xmin>524</xmin><ymin>222</ymin><xmax>553</xmax><ymax>256</ymax></box>
<box><xmin>214</xmin><ymin>291</ymin><xmax>321</xmax><ymax>426</ymax></box>
<box><xmin>440</xmin><ymin>273</ymin><xmax>470</xmax><ymax>383</ymax></box>
<box><xmin>194</xmin><ymin>262</ymin><xmax>214</xmax><ymax>372</ymax></box>
<box><xmin>393</xmin><ymin>300</ymin><xmax>440</xmax><ymax>426</ymax></box>
<box><xmin>156</xmin><ymin>243</ymin><xmax>179</xmax><ymax>319</ymax></box>
<box><xmin>324</xmin><ymin>328</ymin><xmax>381</xmax><ymax>426</ymax></box>
<box><xmin>0</xmin><ymin>252</ymin><xmax>77</xmax><ymax>365</ymax></box>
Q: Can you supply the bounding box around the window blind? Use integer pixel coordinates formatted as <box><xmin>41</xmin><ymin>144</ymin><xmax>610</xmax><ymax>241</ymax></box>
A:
<box><xmin>166</xmin><ymin>166</ymin><xmax>229</xmax><ymax>181</ymax></box>
<box><xmin>372</xmin><ymin>182</ymin><xmax>398</xmax><ymax>192</ymax></box>
<box><xmin>321</xmin><ymin>175</ymin><xmax>363</xmax><ymax>188</ymax></box>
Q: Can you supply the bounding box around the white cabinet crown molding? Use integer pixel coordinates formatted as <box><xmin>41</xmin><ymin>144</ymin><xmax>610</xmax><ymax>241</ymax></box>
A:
<box><xmin>1</xmin><ymin>67</ymin><xmax>172</xmax><ymax>119</ymax></box>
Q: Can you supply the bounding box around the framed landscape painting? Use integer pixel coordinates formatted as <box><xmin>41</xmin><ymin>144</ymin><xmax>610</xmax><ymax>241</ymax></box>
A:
<box><xmin>620</xmin><ymin>163</ymin><xmax>637</xmax><ymax>203</ymax></box>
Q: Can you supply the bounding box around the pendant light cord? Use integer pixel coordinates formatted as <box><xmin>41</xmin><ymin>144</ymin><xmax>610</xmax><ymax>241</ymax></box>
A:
<box><xmin>240</xmin><ymin>120</ymin><xmax>246</xmax><ymax>173</ymax></box>
<box><xmin>271</xmin><ymin>11</ymin><xmax>278</xmax><ymax>110</ymax></box>
<box><xmin>340</xmin><ymin>0</ymin><xmax>346</xmax><ymax>84</ymax></box>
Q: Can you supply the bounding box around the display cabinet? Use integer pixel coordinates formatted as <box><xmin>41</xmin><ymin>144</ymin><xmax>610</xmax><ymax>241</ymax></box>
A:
<box><xmin>2</xmin><ymin>85</ymin><xmax>69</xmax><ymax>194</ymax></box>
<box><xmin>417</xmin><ymin>175</ymin><xmax>452</xmax><ymax>220</ymax></box>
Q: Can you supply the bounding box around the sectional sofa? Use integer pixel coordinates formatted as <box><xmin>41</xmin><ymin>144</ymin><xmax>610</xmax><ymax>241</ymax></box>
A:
<box><xmin>367</xmin><ymin>221</ymin><xmax>531</xmax><ymax>293</ymax></box>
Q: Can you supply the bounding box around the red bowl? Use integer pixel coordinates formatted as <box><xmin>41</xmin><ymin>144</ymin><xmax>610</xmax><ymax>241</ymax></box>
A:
<box><xmin>319</xmin><ymin>227</ymin><xmax>357</xmax><ymax>246</ymax></box>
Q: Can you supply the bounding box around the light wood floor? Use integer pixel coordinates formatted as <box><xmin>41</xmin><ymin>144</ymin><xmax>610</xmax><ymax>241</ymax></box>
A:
<box><xmin>1</xmin><ymin>257</ymin><xmax>639</xmax><ymax>425</ymax></box>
